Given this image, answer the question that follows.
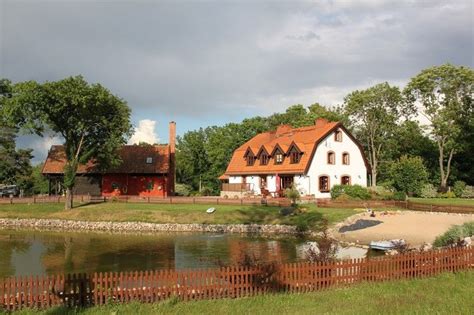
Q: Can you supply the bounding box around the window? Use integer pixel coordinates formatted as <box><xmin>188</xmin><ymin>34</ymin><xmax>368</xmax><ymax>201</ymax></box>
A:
<box><xmin>146</xmin><ymin>157</ymin><xmax>153</xmax><ymax>164</ymax></box>
<box><xmin>147</xmin><ymin>180</ymin><xmax>154</xmax><ymax>190</ymax></box>
<box><xmin>341</xmin><ymin>176</ymin><xmax>351</xmax><ymax>185</ymax></box>
<box><xmin>111</xmin><ymin>182</ymin><xmax>120</xmax><ymax>190</ymax></box>
<box><xmin>290</xmin><ymin>151</ymin><xmax>300</xmax><ymax>164</ymax></box>
<box><xmin>275</xmin><ymin>153</ymin><xmax>284</xmax><ymax>164</ymax></box>
<box><xmin>335</xmin><ymin>130</ymin><xmax>342</xmax><ymax>142</ymax></box>
<box><xmin>281</xmin><ymin>176</ymin><xmax>294</xmax><ymax>189</ymax></box>
<box><xmin>342</xmin><ymin>152</ymin><xmax>350</xmax><ymax>165</ymax></box>
<box><xmin>327</xmin><ymin>151</ymin><xmax>335</xmax><ymax>165</ymax></box>
<box><xmin>319</xmin><ymin>176</ymin><xmax>330</xmax><ymax>192</ymax></box>
<box><xmin>260</xmin><ymin>154</ymin><xmax>269</xmax><ymax>165</ymax></box>
<box><xmin>246</xmin><ymin>154</ymin><xmax>256</xmax><ymax>166</ymax></box>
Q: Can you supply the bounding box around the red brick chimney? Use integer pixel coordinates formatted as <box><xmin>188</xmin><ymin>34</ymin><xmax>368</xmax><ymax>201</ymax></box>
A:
<box><xmin>168</xmin><ymin>121</ymin><xmax>176</xmax><ymax>195</ymax></box>
<box><xmin>276</xmin><ymin>124</ymin><xmax>292</xmax><ymax>135</ymax></box>
<box><xmin>315</xmin><ymin>118</ymin><xmax>329</xmax><ymax>128</ymax></box>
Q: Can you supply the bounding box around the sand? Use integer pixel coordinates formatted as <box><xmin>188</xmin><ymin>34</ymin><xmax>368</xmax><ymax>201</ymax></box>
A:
<box><xmin>334</xmin><ymin>211</ymin><xmax>474</xmax><ymax>246</ymax></box>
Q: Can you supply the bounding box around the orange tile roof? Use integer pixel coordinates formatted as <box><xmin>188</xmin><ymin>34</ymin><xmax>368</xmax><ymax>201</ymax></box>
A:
<box><xmin>224</xmin><ymin>119</ymin><xmax>341</xmax><ymax>175</ymax></box>
<box><xmin>42</xmin><ymin>145</ymin><xmax>170</xmax><ymax>175</ymax></box>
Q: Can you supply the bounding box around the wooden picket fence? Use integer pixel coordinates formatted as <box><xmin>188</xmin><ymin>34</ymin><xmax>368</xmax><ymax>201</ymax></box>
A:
<box><xmin>1</xmin><ymin>247</ymin><xmax>473</xmax><ymax>311</ymax></box>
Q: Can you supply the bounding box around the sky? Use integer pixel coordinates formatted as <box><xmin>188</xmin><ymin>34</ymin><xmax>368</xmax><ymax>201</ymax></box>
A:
<box><xmin>1</xmin><ymin>0</ymin><xmax>473</xmax><ymax>163</ymax></box>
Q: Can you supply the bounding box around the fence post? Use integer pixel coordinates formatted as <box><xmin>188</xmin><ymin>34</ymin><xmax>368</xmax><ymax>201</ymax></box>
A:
<box><xmin>217</xmin><ymin>198</ymin><xmax>219</xmax><ymax>205</ymax></box>
<box><xmin>430</xmin><ymin>204</ymin><xmax>433</xmax><ymax>212</ymax></box>
<box><xmin>193</xmin><ymin>197</ymin><xmax>195</xmax><ymax>204</ymax></box>
<box><xmin>405</xmin><ymin>200</ymin><xmax>408</xmax><ymax>209</ymax></box>
<box><xmin>10</xmin><ymin>196</ymin><xmax>13</xmax><ymax>204</ymax></box>
<box><xmin>148</xmin><ymin>197</ymin><xmax>150</xmax><ymax>203</ymax></box>
<box><xmin>33</xmin><ymin>197</ymin><xmax>36</xmax><ymax>204</ymax></box>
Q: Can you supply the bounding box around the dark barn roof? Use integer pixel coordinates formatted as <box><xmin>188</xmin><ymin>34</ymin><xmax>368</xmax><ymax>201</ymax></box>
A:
<box><xmin>42</xmin><ymin>145</ymin><xmax>171</xmax><ymax>175</ymax></box>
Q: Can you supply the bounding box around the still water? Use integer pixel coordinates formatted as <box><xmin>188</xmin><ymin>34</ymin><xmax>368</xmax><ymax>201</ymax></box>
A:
<box><xmin>0</xmin><ymin>229</ymin><xmax>372</xmax><ymax>277</ymax></box>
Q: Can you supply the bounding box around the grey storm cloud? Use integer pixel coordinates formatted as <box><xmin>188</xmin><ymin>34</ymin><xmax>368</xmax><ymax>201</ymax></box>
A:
<box><xmin>2</xmin><ymin>0</ymin><xmax>472</xmax><ymax>117</ymax></box>
<box><xmin>1</xmin><ymin>0</ymin><xmax>473</xmax><ymax>164</ymax></box>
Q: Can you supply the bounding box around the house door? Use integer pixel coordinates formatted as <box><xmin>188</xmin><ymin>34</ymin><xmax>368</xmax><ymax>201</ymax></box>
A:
<box><xmin>280</xmin><ymin>175</ymin><xmax>294</xmax><ymax>190</ymax></box>
<box><xmin>260</xmin><ymin>175</ymin><xmax>267</xmax><ymax>189</ymax></box>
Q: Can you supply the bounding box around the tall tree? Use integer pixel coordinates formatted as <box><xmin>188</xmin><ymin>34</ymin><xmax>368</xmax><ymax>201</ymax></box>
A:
<box><xmin>7</xmin><ymin>76</ymin><xmax>132</xmax><ymax>209</ymax></box>
<box><xmin>404</xmin><ymin>64</ymin><xmax>474</xmax><ymax>190</ymax></box>
<box><xmin>344</xmin><ymin>82</ymin><xmax>408</xmax><ymax>186</ymax></box>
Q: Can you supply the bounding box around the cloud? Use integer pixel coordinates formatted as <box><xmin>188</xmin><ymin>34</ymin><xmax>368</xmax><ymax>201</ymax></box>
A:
<box><xmin>1</xmin><ymin>0</ymin><xmax>472</xmax><ymax>125</ymax></box>
<box><xmin>128</xmin><ymin>119</ymin><xmax>159</xmax><ymax>145</ymax></box>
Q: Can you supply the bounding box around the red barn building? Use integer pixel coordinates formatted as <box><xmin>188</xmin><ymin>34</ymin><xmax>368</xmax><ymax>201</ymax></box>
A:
<box><xmin>42</xmin><ymin>122</ymin><xmax>176</xmax><ymax>197</ymax></box>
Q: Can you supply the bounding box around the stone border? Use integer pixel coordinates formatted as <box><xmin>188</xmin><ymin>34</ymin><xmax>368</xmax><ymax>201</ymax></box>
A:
<box><xmin>0</xmin><ymin>218</ymin><xmax>301</xmax><ymax>235</ymax></box>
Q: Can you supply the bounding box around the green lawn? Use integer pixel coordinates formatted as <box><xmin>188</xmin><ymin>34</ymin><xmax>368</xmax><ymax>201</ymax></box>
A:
<box><xmin>0</xmin><ymin>202</ymin><xmax>356</xmax><ymax>231</ymax></box>
<box><xmin>410</xmin><ymin>198</ymin><xmax>474</xmax><ymax>206</ymax></box>
<box><xmin>7</xmin><ymin>271</ymin><xmax>473</xmax><ymax>315</ymax></box>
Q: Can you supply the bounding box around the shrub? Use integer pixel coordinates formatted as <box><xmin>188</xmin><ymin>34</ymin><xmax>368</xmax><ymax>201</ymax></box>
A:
<box><xmin>453</xmin><ymin>181</ymin><xmax>466</xmax><ymax>198</ymax></box>
<box><xmin>368</xmin><ymin>185</ymin><xmax>394</xmax><ymax>200</ymax></box>
<box><xmin>392</xmin><ymin>191</ymin><xmax>406</xmax><ymax>201</ymax></box>
<box><xmin>389</xmin><ymin>155</ymin><xmax>429</xmax><ymax>196</ymax></box>
<box><xmin>433</xmin><ymin>221</ymin><xmax>474</xmax><ymax>248</ymax></box>
<box><xmin>175</xmin><ymin>183</ymin><xmax>192</xmax><ymax>196</ymax></box>
<box><xmin>437</xmin><ymin>191</ymin><xmax>456</xmax><ymax>198</ymax></box>
<box><xmin>462</xmin><ymin>185</ymin><xmax>474</xmax><ymax>198</ymax></box>
<box><xmin>305</xmin><ymin>220</ymin><xmax>338</xmax><ymax>263</ymax></box>
<box><xmin>330</xmin><ymin>185</ymin><xmax>345</xmax><ymax>199</ymax></box>
<box><xmin>420</xmin><ymin>184</ymin><xmax>437</xmax><ymax>198</ymax></box>
<box><xmin>330</xmin><ymin>184</ymin><xmax>370</xmax><ymax>200</ymax></box>
<box><xmin>284</xmin><ymin>184</ymin><xmax>300</xmax><ymax>205</ymax></box>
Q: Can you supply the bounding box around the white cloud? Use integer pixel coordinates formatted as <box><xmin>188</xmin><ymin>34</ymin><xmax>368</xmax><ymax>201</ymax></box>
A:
<box><xmin>128</xmin><ymin>119</ymin><xmax>159</xmax><ymax>145</ymax></box>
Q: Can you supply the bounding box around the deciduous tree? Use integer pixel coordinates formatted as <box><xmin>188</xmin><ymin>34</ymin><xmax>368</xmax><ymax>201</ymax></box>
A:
<box><xmin>7</xmin><ymin>76</ymin><xmax>132</xmax><ymax>209</ymax></box>
<box><xmin>404</xmin><ymin>64</ymin><xmax>474</xmax><ymax>191</ymax></box>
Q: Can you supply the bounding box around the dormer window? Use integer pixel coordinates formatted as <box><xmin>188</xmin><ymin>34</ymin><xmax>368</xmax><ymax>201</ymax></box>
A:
<box><xmin>275</xmin><ymin>153</ymin><xmax>283</xmax><ymax>164</ymax></box>
<box><xmin>335</xmin><ymin>130</ymin><xmax>342</xmax><ymax>142</ymax></box>
<box><xmin>146</xmin><ymin>157</ymin><xmax>153</xmax><ymax>164</ymax></box>
<box><xmin>260</xmin><ymin>154</ymin><xmax>269</xmax><ymax>165</ymax></box>
<box><xmin>246</xmin><ymin>154</ymin><xmax>256</xmax><ymax>166</ymax></box>
<box><xmin>287</xmin><ymin>143</ymin><xmax>302</xmax><ymax>164</ymax></box>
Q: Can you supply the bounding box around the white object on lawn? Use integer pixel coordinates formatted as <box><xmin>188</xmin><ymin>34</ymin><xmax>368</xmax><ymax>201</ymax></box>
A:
<box><xmin>206</xmin><ymin>207</ymin><xmax>216</xmax><ymax>214</ymax></box>
<box><xmin>369</xmin><ymin>239</ymin><xmax>405</xmax><ymax>251</ymax></box>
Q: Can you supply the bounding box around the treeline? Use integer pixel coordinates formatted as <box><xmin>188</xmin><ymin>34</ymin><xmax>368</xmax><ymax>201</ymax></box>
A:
<box><xmin>177</xmin><ymin>64</ymin><xmax>474</xmax><ymax>196</ymax></box>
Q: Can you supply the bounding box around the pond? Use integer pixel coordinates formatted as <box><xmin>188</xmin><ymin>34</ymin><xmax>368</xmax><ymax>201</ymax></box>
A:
<box><xmin>0</xmin><ymin>229</ymin><xmax>378</xmax><ymax>277</ymax></box>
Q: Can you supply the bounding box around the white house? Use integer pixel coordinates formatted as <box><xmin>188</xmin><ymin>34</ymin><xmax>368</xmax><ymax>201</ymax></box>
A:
<box><xmin>219</xmin><ymin>118</ymin><xmax>370</xmax><ymax>198</ymax></box>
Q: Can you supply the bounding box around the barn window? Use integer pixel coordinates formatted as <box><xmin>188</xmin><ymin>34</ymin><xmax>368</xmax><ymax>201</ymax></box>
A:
<box><xmin>146</xmin><ymin>157</ymin><xmax>153</xmax><ymax>164</ymax></box>
<box><xmin>319</xmin><ymin>176</ymin><xmax>330</xmax><ymax>192</ymax></box>
<box><xmin>335</xmin><ymin>130</ymin><xmax>342</xmax><ymax>142</ymax></box>
<box><xmin>147</xmin><ymin>180</ymin><xmax>154</xmax><ymax>190</ymax></box>
<box><xmin>342</xmin><ymin>152</ymin><xmax>350</xmax><ymax>165</ymax></box>
<box><xmin>327</xmin><ymin>151</ymin><xmax>335</xmax><ymax>165</ymax></box>
<box><xmin>111</xmin><ymin>182</ymin><xmax>120</xmax><ymax>190</ymax></box>
<box><xmin>341</xmin><ymin>176</ymin><xmax>351</xmax><ymax>185</ymax></box>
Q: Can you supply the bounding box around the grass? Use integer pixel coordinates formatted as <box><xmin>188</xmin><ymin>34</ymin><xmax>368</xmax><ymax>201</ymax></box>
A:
<box><xmin>6</xmin><ymin>271</ymin><xmax>473</xmax><ymax>315</ymax></box>
<box><xmin>410</xmin><ymin>198</ymin><xmax>474</xmax><ymax>206</ymax></box>
<box><xmin>0</xmin><ymin>202</ymin><xmax>356</xmax><ymax>231</ymax></box>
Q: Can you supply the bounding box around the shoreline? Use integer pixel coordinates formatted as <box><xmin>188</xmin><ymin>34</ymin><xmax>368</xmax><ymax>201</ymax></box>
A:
<box><xmin>0</xmin><ymin>218</ymin><xmax>302</xmax><ymax>236</ymax></box>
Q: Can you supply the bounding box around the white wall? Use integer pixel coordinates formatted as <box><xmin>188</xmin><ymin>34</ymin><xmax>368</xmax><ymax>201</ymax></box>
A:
<box><xmin>229</xmin><ymin>176</ymin><xmax>242</xmax><ymax>184</ymax></box>
<box><xmin>245</xmin><ymin>176</ymin><xmax>261</xmax><ymax>195</ymax></box>
<box><xmin>307</xmin><ymin>128</ymin><xmax>368</xmax><ymax>198</ymax></box>
<box><xmin>266</xmin><ymin>175</ymin><xmax>277</xmax><ymax>192</ymax></box>
<box><xmin>294</xmin><ymin>175</ymin><xmax>310</xmax><ymax>196</ymax></box>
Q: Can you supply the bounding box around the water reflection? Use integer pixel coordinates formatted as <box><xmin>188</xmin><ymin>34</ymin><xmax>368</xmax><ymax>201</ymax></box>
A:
<box><xmin>0</xmin><ymin>229</ymin><xmax>372</xmax><ymax>277</ymax></box>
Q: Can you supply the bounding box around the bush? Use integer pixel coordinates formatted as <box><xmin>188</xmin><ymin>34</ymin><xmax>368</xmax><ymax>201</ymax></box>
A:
<box><xmin>175</xmin><ymin>183</ymin><xmax>192</xmax><ymax>196</ymax></box>
<box><xmin>392</xmin><ymin>191</ymin><xmax>406</xmax><ymax>201</ymax></box>
<box><xmin>389</xmin><ymin>155</ymin><xmax>428</xmax><ymax>196</ymax></box>
<box><xmin>368</xmin><ymin>185</ymin><xmax>394</xmax><ymax>200</ymax></box>
<box><xmin>437</xmin><ymin>191</ymin><xmax>456</xmax><ymax>198</ymax></box>
<box><xmin>462</xmin><ymin>185</ymin><xmax>474</xmax><ymax>198</ymax></box>
<box><xmin>284</xmin><ymin>184</ymin><xmax>300</xmax><ymax>205</ymax></box>
<box><xmin>453</xmin><ymin>181</ymin><xmax>466</xmax><ymax>198</ymax></box>
<box><xmin>330</xmin><ymin>184</ymin><xmax>370</xmax><ymax>200</ymax></box>
<box><xmin>420</xmin><ymin>184</ymin><xmax>437</xmax><ymax>198</ymax></box>
<box><xmin>433</xmin><ymin>221</ymin><xmax>474</xmax><ymax>248</ymax></box>
<box><xmin>330</xmin><ymin>185</ymin><xmax>345</xmax><ymax>199</ymax></box>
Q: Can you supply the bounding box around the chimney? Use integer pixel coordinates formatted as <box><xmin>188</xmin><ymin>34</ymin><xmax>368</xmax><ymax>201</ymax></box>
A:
<box><xmin>315</xmin><ymin>118</ymin><xmax>329</xmax><ymax>128</ymax></box>
<box><xmin>168</xmin><ymin>121</ymin><xmax>176</xmax><ymax>195</ymax></box>
<box><xmin>276</xmin><ymin>124</ymin><xmax>292</xmax><ymax>135</ymax></box>
<box><xmin>169</xmin><ymin>121</ymin><xmax>176</xmax><ymax>153</ymax></box>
